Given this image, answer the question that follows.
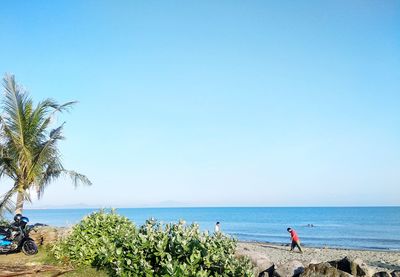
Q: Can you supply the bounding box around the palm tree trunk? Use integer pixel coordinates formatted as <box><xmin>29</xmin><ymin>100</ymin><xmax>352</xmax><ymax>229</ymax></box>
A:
<box><xmin>15</xmin><ymin>191</ymin><xmax>24</xmax><ymax>214</ymax></box>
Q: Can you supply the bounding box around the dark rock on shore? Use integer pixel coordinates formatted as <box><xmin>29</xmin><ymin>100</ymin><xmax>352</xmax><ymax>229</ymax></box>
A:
<box><xmin>301</xmin><ymin>262</ymin><xmax>353</xmax><ymax>277</ymax></box>
<box><xmin>372</xmin><ymin>272</ymin><xmax>391</xmax><ymax>277</ymax></box>
<box><xmin>328</xmin><ymin>257</ymin><xmax>372</xmax><ymax>276</ymax></box>
<box><xmin>254</xmin><ymin>255</ymin><xmax>394</xmax><ymax>277</ymax></box>
<box><xmin>391</xmin><ymin>270</ymin><xmax>400</xmax><ymax>277</ymax></box>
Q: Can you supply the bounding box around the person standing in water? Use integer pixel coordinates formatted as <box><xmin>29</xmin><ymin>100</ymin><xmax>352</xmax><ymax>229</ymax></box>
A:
<box><xmin>215</xmin><ymin>222</ymin><xmax>221</xmax><ymax>233</ymax></box>
<box><xmin>287</xmin><ymin>227</ymin><xmax>303</xmax><ymax>253</ymax></box>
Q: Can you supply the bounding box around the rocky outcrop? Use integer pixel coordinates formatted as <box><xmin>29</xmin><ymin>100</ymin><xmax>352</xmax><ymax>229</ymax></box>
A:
<box><xmin>301</xmin><ymin>262</ymin><xmax>353</xmax><ymax>277</ymax></box>
<box><xmin>372</xmin><ymin>272</ymin><xmax>391</xmax><ymax>277</ymax></box>
<box><xmin>253</xmin><ymin>256</ymin><xmax>395</xmax><ymax>277</ymax></box>
<box><xmin>259</xmin><ymin>264</ymin><xmax>275</xmax><ymax>277</ymax></box>
<box><xmin>236</xmin><ymin>246</ymin><xmax>274</xmax><ymax>275</ymax></box>
<box><xmin>240</xmin><ymin>253</ymin><xmax>394</xmax><ymax>277</ymax></box>
<box><xmin>273</xmin><ymin>260</ymin><xmax>304</xmax><ymax>277</ymax></box>
<box><xmin>299</xmin><ymin>257</ymin><xmax>394</xmax><ymax>277</ymax></box>
<box><xmin>255</xmin><ymin>257</ymin><xmax>274</xmax><ymax>275</ymax></box>
<box><xmin>328</xmin><ymin>257</ymin><xmax>373</xmax><ymax>276</ymax></box>
<box><xmin>30</xmin><ymin>226</ymin><xmax>71</xmax><ymax>246</ymax></box>
<box><xmin>391</xmin><ymin>271</ymin><xmax>400</xmax><ymax>277</ymax></box>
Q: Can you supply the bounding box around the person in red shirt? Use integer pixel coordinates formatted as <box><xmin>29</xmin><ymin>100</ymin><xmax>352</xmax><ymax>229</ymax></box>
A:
<box><xmin>287</xmin><ymin>227</ymin><xmax>303</xmax><ymax>253</ymax></box>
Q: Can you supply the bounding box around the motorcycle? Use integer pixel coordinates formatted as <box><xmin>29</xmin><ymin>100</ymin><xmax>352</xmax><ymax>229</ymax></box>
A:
<box><xmin>0</xmin><ymin>214</ymin><xmax>38</xmax><ymax>255</ymax></box>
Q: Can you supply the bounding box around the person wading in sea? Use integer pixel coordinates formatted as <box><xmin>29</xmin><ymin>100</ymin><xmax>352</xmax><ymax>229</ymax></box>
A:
<box><xmin>287</xmin><ymin>227</ymin><xmax>303</xmax><ymax>253</ymax></box>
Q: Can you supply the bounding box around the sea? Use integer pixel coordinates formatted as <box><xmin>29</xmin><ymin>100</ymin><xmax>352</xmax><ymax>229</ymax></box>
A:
<box><xmin>18</xmin><ymin>207</ymin><xmax>400</xmax><ymax>251</ymax></box>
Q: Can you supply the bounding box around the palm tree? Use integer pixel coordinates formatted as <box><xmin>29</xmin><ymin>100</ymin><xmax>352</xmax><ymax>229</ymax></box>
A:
<box><xmin>0</xmin><ymin>74</ymin><xmax>91</xmax><ymax>214</ymax></box>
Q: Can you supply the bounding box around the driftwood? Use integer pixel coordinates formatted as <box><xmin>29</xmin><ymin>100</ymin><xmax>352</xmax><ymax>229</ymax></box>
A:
<box><xmin>0</xmin><ymin>265</ymin><xmax>73</xmax><ymax>277</ymax></box>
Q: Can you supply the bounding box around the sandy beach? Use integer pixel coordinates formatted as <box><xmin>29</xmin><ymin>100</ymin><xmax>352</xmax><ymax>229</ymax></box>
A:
<box><xmin>238</xmin><ymin>241</ymin><xmax>400</xmax><ymax>275</ymax></box>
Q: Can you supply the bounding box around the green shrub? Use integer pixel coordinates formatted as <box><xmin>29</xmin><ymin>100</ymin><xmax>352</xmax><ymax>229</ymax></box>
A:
<box><xmin>52</xmin><ymin>209</ymin><xmax>137</xmax><ymax>266</ymax></box>
<box><xmin>53</xmin><ymin>211</ymin><xmax>254</xmax><ymax>276</ymax></box>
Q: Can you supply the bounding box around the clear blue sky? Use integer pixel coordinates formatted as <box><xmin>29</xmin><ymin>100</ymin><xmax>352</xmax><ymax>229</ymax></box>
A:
<box><xmin>0</xmin><ymin>1</ymin><xmax>399</xmax><ymax>207</ymax></box>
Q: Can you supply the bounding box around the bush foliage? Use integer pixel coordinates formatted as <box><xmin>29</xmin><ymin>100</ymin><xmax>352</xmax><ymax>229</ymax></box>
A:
<box><xmin>53</xmin><ymin>210</ymin><xmax>254</xmax><ymax>276</ymax></box>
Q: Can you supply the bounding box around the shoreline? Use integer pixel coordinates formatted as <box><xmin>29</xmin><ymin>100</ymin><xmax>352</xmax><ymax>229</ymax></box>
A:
<box><xmin>238</xmin><ymin>240</ymin><xmax>400</xmax><ymax>253</ymax></box>
<box><xmin>20</xmin><ymin>222</ymin><xmax>400</xmax><ymax>253</ymax></box>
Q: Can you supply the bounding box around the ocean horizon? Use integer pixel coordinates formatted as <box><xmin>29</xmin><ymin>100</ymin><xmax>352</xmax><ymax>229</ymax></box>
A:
<box><xmin>14</xmin><ymin>206</ymin><xmax>400</xmax><ymax>251</ymax></box>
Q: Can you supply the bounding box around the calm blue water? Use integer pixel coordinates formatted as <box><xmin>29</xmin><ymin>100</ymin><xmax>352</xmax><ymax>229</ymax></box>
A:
<box><xmin>17</xmin><ymin>207</ymin><xmax>400</xmax><ymax>251</ymax></box>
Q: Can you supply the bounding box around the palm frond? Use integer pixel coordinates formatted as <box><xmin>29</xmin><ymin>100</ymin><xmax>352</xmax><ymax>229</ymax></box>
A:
<box><xmin>0</xmin><ymin>74</ymin><xmax>90</xmax><ymax>213</ymax></box>
<box><xmin>0</xmin><ymin>115</ymin><xmax>20</xmax><ymax>152</ymax></box>
<box><xmin>0</xmin><ymin>156</ymin><xmax>17</xmax><ymax>181</ymax></box>
<box><xmin>0</xmin><ymin>184</ymin><xmax>17</xmax><ymax>213</ymax></box>
<box><xmin>2</xmin><ymin>74</ymin><xmax>30</xmax><ymax>146</ymax></box>
<box><xmin>64</xmin><ymin>170</ymin><xmax>92</xmax><ymax>187</ymax></box>
<box><xmin>28</xmin><ymin>123</ymin><xmax>65</xmax><ymax>180</ymax></box>
<box><xmin>35</xmin><ymin>166</ymin><xmax>91</xmax><ymax>199</ymax></box>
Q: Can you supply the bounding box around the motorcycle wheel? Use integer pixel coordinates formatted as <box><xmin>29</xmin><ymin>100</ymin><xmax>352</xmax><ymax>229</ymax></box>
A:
<box><xmin>22</xmin><ymin>240</ymin><xmax>38</xmax><ymax>255</ymax></box>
